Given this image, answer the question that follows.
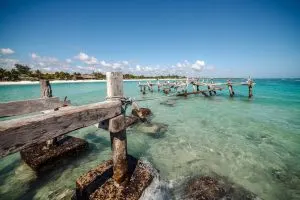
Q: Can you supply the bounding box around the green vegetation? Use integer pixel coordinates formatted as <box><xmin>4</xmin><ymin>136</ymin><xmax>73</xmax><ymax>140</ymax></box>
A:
<box><xmin>0</xmin><ymin>64</ymin><xmax>185</xmax><ymax>81</ymax></box>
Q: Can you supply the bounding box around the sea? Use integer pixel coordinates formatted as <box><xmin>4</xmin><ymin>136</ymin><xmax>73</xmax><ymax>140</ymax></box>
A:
<box><xmin>0</xmin><ymin>78</ymin><xmax>299</xmax><ymax>200</ymax></box>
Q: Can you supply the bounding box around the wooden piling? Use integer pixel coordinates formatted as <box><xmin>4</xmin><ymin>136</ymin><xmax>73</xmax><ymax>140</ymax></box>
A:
<box><xmin>40</xmin><ymin>80</ymin><xmax>52</xmax><ymax>98</ymax></box>
<box><xmin>248</xmin><ymin>81</ymin><xmax>253</xmax><ymax>98</ymax></box>
<box><xmin>208</xmin><ymin>85</ymin><xmax>212</xmax><ymax>96</ymax></box>
<box><xmin>228</xmin><ymin>84</ymin><xmax>234</xmax><ymax>97</ymax></box>
<box><xmin>40</xmin><ymin>80</ymin><xmax>57</xmax><ymax>148</ymax></box>
<box><xmin>106</xmin><ymin>72</ymin><xmax>128</xmax><ymax>184</ymax></box>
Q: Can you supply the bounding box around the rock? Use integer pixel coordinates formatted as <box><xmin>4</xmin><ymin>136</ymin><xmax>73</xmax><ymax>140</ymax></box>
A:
<box><xmin>136</xmin><ymin>122</ymin><xmax>168</xmax><ymax>135</ymax></box>
<box><xmin>132</xmin><ymin>108</ymin><xmax>152</xmax><ymax>121</ymax></box>
<box><xmin>185</xmin><ymin>176</ymin><xmax>226</xmax><ymax>200</ymax></box>
<box><xmin>182</xmin><ymin>176</ymin><xmax>261</xmax><ymax>200</ymax></box>
<box><xmin>20</xmin><ymin>136</ymin><xmax>88</xmax><ymax>172</ymax></box>
<box><xmin>76</xmin><ymin>155</ymin><xmax>155</xmax><ymax>200</ymax></box>
<box><xmin>160</xmin><ymin>100</ymin><xmax>176</xmax><ymax>107</ymax></box>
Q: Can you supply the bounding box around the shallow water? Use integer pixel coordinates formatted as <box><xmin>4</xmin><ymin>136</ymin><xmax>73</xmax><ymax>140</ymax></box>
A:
<box><xmin>0</xmin><ymin>79</ymin><xmax>300</xmax><ymax>200</ymax></box>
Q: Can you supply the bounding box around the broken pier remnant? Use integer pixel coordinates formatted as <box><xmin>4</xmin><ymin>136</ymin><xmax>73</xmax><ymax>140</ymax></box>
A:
<box><xmin>75</xmin><ymin>72</ymin><xmax>156</xmax><ymax>200</ymax></box>
<box><xmin>106</xmin><ymin>72</ymin><xmax>128</xmax><ymax>184</ymax></box>
<box><xmin>227</xmin><ymin>80</ymin><xmax>235</xmax><ymax>97</ymax></box>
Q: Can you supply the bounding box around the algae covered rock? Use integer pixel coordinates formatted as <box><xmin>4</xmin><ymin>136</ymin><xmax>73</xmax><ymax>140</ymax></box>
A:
<box><xmin>132</xmin><ymin>108</ymin><xmax>152</xmax><ymax>121</ymax></box>
<box><xmin>135</xmin><ymin>122</ymin><xmax>168</xmax><ymax>135</ymax></box>
<box><xmin>178</xmin><ymin>175</ymin><xmax>261</xmax><ymax>200</ymax></box>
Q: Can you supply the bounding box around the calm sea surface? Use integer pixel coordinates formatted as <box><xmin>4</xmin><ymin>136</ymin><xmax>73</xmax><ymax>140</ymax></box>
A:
<box><xmin>0</xmin><ymin>79</ymin><xmax>299</xmax><ymax>200</ymax></box>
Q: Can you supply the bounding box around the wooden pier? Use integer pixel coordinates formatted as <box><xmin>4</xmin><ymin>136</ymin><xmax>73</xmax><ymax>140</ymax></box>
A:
<box><xmin>138</xmin><ymin>77</ymin><xmax>255</xmax><ymax>98</ymax></box>
<box><xmin>0</xmin><ymin>72</ymin><xmax>155</xmax><ymax>200</ymax></box>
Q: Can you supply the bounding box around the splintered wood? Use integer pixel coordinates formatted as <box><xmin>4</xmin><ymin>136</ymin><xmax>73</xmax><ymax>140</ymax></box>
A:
<box><xmin>0</xmin><ymin>101</ymin><xmax>121</xmax><ymax>157</ymax></box>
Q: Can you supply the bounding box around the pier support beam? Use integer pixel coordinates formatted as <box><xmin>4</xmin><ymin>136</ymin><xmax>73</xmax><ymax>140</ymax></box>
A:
<box><xmin>248</xmin><ymin>82</ymin><xmax>253</xmax><ymax>98</ymax></box>
<box><xmin>106</xmin><ymin>72</ymin><xmax>128</xmax><ymax>184</ymax></box>
<box><xmin>40</xmin><ymin>80</ymin><xmax>58</xmax><ymax>148</ymax></box>
<box><xmin>227</xmin><ymin>82</ymin><xmax>235</xmax><ymax>97</ymax></box>
<box><xmin>208</xmin><ymin>85</ymin><xmax>212</xmax><ymax>96</ymax></box>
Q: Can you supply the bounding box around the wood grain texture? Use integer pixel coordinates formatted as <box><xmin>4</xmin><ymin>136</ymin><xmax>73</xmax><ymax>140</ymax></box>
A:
<box><xmin>0</xmin><ymin>101</ymin><xmax>121</xmax><ymax>157</ymax></box>
<box><xmin>40</xmin><ymin>80</ymin><xmax>52</xmax><ymax>98</ymax></box>
<box><xmin>106</xmin><ymin>72</ymin><xmax>123</xmax><ymax>99</ymax></box>
<box><xmin>0</xmin><ymin>97</ymin><xmax>64</xmax><ymax>117</ymax></box>
<box><xmin>106</xmin><ymin>72</ymin><xmax>128</xmax><ymax>184</ymax></box>
<box><xmin>109</xmin><ymin>115</ymin><xmax>125</xmax><ymax>133</ymax></box>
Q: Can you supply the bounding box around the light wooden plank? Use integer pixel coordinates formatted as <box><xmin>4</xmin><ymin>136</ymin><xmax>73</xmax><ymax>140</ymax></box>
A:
<box><xmin>0</xmin><ymin>97</ymin><xmax>65</xmax><ymax>117</ymax></box>
<box><xmin>109</xmin><ymin>115</ymin><xmax>125</xmax><ymax>133</ymax></box>
<box><xmin>0</xmin><ymin>101</ymin><xmax>122</xmax><ymax>157</ymax></box>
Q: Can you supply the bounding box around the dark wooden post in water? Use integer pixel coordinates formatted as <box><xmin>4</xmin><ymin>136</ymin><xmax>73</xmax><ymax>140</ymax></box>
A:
<box><xmin>106</xmin><ymin>72</ymin><xmax>128</xmax><ymax>184</ymax></box>
<box><xmin>227</xmin><ymin>81</ymin><xmax>235</xmax><ymax>97</ymax></box>
<box><xmin>208</xmin><ymin>85</ymin><xmax>212</xmax><ymax>96</ymax></box>
<box><xmin>248</xmin><ymin>81</ymin><xmax>253</xmax><ymax>98</ymax></box>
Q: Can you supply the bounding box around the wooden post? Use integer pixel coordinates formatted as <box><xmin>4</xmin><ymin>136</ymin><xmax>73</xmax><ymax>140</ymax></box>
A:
<box><xmin>40</xmin><ymin>80</ymin><xmax>52</xmax><ymax>98</ymax></box>
<box><xmin>157</xmin><ymin>81</ymin><xmax>160</xmax><ymax>91</ymax></box>
<box><xmin>228</xmin><ymin>84</ymin><xmax>234</xmax><ymax>97</ymax></box>
<box><xmin>248</xmin><ymin>81</ymin><xmax>253</xmax><ymax>98</ymax></box>
<box><xmin>143</xmin><ymin>86</ymin><xmax>146</xmax><ymax>95</ymax></box>
<box><xmin>40</xmin><ymin>80</ymin><xmax>57</xmax><ymax>147</ymax></box>
<box><xmin>106</xmin><ymin>72</ymin><xmax>128</xmax><ymax>184</ymax></box>
<box><xmin>208</xmin><ymin>85</ymin><xmax>212</xmax><ymax>96</ymax></box>
<box><xmin>192</xmin><ymin>84</ymin><xmax>196</xmax><ymax>92</ymax></box>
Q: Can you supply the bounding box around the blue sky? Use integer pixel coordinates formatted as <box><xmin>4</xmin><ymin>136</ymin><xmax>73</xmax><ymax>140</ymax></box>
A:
<box><xmin>0</xmin><ymin>0</ymin><xmax>299</xmax><ymax>77</ymax></box>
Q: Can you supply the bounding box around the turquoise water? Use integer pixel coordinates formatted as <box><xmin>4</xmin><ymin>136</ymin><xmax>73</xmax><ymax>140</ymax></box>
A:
<box><xmin>0</xmin><ymin>79</ymin><xmax>300</xmax><ymax>200</ymax></box>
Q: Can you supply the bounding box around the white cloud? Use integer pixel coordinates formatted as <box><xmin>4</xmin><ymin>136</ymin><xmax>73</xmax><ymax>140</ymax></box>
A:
<box><xmin>100</xmin><ymin>60</ymin><xmax>112</xmax><ymax>67</ymax></box>
<box><xmin>0</xmin><ymin>48</ymin><xmax>14</xmax><ymax>55</ymax></box>
<box><xmin>2</xmin><ymin>49</ymin><xmax>213</xmax><ymax>76</ymax></box>
<box><xmin>66</xmin><ymin>58</ymin><xmax>72</xmax><ymax>63</ymax></box>
<box><xmin>74</xmin><ymin>52</ymin><xmax>89</xmax><ymax>61</ymax></box>
<box><xmin>191</xmin><ymin>60</ymin><xmax>205</xmax><ymax>71</ymax></box>
<box><xmin>74</xmin><ymin>52</ymin><xmax>100</xmax><ymax>65</ymax></box>
<box><xmin>0</xmin><ymin>58</ymin><xmax>19</xmax><ymax>68</ymax></box>
<box><xmin>136</xmin><ymin>65</ymin><xmax>141</xmax><ymax>71</ymax></box>
<box><xmin>122</xmin><ymin>61</ymin><xmax>129</xmax><ymax>65</ymax></box>
<box><xmin>85</xmin><ymin>56</ymin><xmax>98</xmax><ymax>65</ymax></box>
<box><xmin>31</xmin><ymin>53</ymin><xmax>39</xmax><ymax>59</ymax></box>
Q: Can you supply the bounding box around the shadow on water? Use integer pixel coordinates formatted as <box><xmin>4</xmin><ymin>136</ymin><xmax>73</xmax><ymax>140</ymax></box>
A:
<box><xmin>17</xmin><ymin>146</ymin><xmax>92</xmax><ymax>200</ymax></box>
<box><xmin>0</xmin><ymin>159</ymin><xmax>21</xmax><ymax>185</ymax></box>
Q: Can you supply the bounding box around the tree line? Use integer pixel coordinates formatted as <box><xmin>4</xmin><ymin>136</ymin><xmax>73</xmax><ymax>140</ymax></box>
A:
<box><xmin>0</xmin><ymin>64</ymin><xmax>185</xmax><ymax>81</ymax></box>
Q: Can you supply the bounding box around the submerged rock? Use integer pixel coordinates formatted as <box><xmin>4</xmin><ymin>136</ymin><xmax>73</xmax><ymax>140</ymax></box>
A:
<box><xmin>185</xmin><ymin>176</ymin><xmax>226</xmax><ymax>200</ymax></box>
<box><xmin>76</xmin><ymin>155</ymin><xmax>156</xmax><ymax>200</ymax></box>
<box><xmin>179</xmin><ymin>176</ymin><xmax>261</xmax><ymax>200</ymax></box>
<box><xmin>135</xmin><ymin>122</ymin><xmax>168</xmax><ymax>135</ymax></box>
<box><xmin>160</xmin><ymin>99</ymin><xmax>176</xmax><ymax>107</ymax></box>
<box><xmin>132</xmin><ymin>108</ymin><xmax>152</xmax><ymax>121</ymax></box>
<box><xmin>20</xmin><ymin>136</ymin><xmax>88</xmax><ymax>171</ymax></box>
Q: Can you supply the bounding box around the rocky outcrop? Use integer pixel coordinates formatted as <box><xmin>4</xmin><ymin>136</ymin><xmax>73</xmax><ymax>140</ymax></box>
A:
<box><xmin>132</xmin><ymin>108</ymin><xmax>152</xmax><ymax>121</ymax></box>
<box><xmin>76</xmin><ymin>155</ymin><xmax>156</xmax><ymax>200</ymax></box>
<box><xmin>179</xmin><ymin>176</ymin><xmax>261</xmax><ymax>200</ymax></box>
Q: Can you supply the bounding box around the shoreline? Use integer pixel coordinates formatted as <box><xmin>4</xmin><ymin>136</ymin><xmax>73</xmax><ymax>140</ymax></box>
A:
<box><xmin>0</xmin><ymin>78</ymin><xmax>185</xmax><ymax>85</ymax></box>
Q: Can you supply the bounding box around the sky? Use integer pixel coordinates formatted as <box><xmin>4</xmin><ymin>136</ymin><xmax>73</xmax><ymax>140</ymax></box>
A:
<box><xmin>0</xmin><ymin>0</ymin><xmax>299</xmax><ymax>78</ymax></box>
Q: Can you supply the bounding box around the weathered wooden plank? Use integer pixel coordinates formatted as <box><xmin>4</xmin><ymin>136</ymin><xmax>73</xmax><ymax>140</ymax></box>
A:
<box><xmin>0</xmin><ymin>101</ymin><xmax>121</xmax><ymax>157</ymax></box>
<box><xmin>0</xmin><ymin>97</ymin><xmax>66</xmax><ymax>117</ymax></box>
<box><xmin>109</xmin><ymin>115</ymin><xmax>125</xmax><ymax>133</ymax></box>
